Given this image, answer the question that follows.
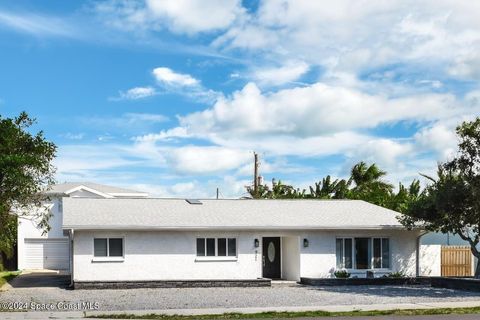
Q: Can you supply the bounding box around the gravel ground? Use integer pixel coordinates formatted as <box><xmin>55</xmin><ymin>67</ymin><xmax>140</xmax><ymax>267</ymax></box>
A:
<box><xmin>2</xmin><ymin>278</ymin><xmax>480</xmax><ymax>312</ymax></box>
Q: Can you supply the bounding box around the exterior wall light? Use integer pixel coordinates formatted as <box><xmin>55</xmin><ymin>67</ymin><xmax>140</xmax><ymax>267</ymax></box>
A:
<box><xmin>254</xmin><ymin>238</ymin><xmax>260</xmax><ymax>248</ymax></box>
<box><xmin>303</xmin><ymin>238</ymin><xmax>309</xmax><ymax>247</ymax></box>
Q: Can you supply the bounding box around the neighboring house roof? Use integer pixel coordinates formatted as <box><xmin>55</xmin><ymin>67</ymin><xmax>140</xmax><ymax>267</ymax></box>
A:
<box><xmin>63</xmin><ymin>198</ymin><xmax>406</xmax><ymax>230</ymax></box>
<box><xmin>421</xmin><ymin>232</ymin><xmax>470</xmax><ymax>246</ymax></box>
<box><xmin>46</xmin><ymin>182</ymin><xmax>148</xmax><ymax>198</ymax></box>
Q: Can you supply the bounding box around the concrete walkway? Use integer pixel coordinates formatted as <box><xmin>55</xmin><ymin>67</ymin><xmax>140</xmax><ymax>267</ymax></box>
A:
<box><xmin>1</xmin><ymin>300</ymin><xmax>480</xmax><ymax>319</ymax></box>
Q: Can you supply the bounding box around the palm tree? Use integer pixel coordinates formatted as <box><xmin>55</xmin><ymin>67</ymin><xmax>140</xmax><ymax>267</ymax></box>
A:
<box><xmin>349</xmin><ymin>162</ymin><xmax>393</xmax><ymax>206</ymax></box>
<box><xmin>247</xmin><ymin>179</ymin><xmax>306</xmax><ymax>199</ymax></box>
<box><xmin>332</xmin><ymin>178</ymin><xmax>351</xmax><ymax>199</ymax></box>
<box><xmin>247</xmin><ymin>161</ymin><xmax>406</xmax><ymax>208</ymax></box>
<box><xmin>308</xmin><ymin>175</ymin><xmax>351</xmax><ymax>199</ymax></box>
<box><xmin>388</xmin><ymin>180</ymin><xmax>421</xmax><ymax>213</ymax></box>
<box><xmin>270</xmin><ymin>179</ymin><xmax>306</xmax><ymax>199</ymax></box>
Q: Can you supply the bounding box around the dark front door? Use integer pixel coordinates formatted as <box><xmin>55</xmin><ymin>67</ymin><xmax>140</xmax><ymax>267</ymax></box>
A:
<box><xmin>262</xmin><ymin>237</ymin><xmax>281</xmax><ymax>279</ymax></box>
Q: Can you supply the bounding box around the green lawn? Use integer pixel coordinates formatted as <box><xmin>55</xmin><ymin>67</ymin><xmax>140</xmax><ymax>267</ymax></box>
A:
<box><xmin>0</xmin><ymin>271</ymin><xmax>20</xmax><ymax>289</ymax></box>
<box><xmin>89</xmin><ymin>306</ymin><xmax>480</xmax><ymax>319</ymax></box>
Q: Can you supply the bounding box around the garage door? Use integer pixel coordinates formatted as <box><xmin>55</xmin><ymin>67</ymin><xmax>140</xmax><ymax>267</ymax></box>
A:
<box><xmin>24</xmin><ymin>239</ymin><xmax>69</xmax><ymax>270</ymax></box>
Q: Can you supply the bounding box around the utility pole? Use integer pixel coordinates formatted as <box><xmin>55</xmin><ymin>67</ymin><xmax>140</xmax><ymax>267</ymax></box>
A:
<box><xmin>253</xmin><ymin>152</ymin><xmax>259</xmax><ymax>198</ymax></box>
<box><xmin>216</xmin><ymin>187</ymin><xmax>219</xmax><ymax>200</ymax></box>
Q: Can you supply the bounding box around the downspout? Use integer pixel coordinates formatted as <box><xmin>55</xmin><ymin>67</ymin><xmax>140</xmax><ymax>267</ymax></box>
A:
<box><xmin>70</xmin><ymin>229</ymin><xmax>74</xmax><ymax>288</ymax></box>
<box><xmin>416</xmin><ymin>230</ymin><xmax>428</xmax><ymax>277</ymax></box>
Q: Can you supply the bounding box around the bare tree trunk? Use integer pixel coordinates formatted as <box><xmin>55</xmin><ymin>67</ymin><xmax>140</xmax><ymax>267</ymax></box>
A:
<box><xmin>470</xmin><ymin>246</ymin><xmax>480</xmax><ymax>278</ymax></box>
<box><xmin>475</xmin><ymin>259</ymin><xmax>480</xmax><ymax>279</ymax></box>
<box><xmin>457</xmin><ymin>231</ymin><xmax>480</xmax><ymax>278</ymax></box>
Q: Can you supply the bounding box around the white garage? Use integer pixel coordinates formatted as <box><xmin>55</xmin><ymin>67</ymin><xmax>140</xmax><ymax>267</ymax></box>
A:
<box><xmin>24</xmin><ymin>239</ymin><xmax>70</xmax><ymax>270</ymax></box>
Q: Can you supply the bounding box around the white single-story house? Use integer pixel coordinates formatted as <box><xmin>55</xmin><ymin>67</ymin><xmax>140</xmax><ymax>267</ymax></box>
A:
<box><xmin>17</xmin><ymin>183</ymin><xmax>148</xmax><ymax>271</ymax></box>
<box><xmin>61</xmin><ymin>197</ymin><xmax>425</xmax><ymax>287</ymax></box>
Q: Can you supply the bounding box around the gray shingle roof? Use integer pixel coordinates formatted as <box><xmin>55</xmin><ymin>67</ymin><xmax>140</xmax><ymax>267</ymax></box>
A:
<box><xmin>46</xmin><ymin>182</ymin><xmax>146</xmax><ymax>196</ymax></box>
<box><xmin>63</xmin><ymin>198</ymin><xmax>404</xmax><ymax>230</ymax></box>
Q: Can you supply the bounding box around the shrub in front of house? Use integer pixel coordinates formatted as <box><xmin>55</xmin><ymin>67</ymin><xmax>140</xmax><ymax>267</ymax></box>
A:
<box><xmin>384</xmin><ymin>271</ymin><xmax>406</xmax><ymax>278</ymax></box>
<box><xmin>334</xmin><ymin>269</ymin><xmax>351</xmax><ymax>278</ymax></box>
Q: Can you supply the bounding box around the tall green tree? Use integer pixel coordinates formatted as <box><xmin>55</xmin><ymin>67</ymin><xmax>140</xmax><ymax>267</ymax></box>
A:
<box><xmin>0</xmin><ymin>112</ymin><xmax>56</xmax><ymax>260</ymax></box>
<box><xmin>387</xmin><ymin>180</ymin><xmax>421</xmax><ymax>213</ymax></box>
<box><xmin>400</xmin><ymin>118</ymin><xmax>480</xmax><ymax>277</ymax></box>
<box><xmin>248</xmin><ymin>161</ymin><xmax>399</xmax><ymax>204</ymax></box>
<box><xmin>246</xmin><ymin>161</ymin><xmax>421</xmax><ymax>215</ymax></box>
<box><xmin>349</xmin><ymin>162</ymin><xmax>394</xmax><ymax>206</ymax></box>
<box><xmin>309</xmin><ymin>175</ymin><xmax>350</xmax><ymax>199</ymax></box>
<box><xmin>247</xmin><ymin>179</ymin><xmax>306</xmax><ymax>199</ymax></box>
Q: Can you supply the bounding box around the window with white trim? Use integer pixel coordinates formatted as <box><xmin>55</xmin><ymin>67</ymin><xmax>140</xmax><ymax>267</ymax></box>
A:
<box><xmin>373</xmin><ymin>238</ymin><xmax>390</xmax><ymax>269</ymax></box>
<box><xmin>336</xmin><ymin>238</ymin><xmax>353</xmax><ymax>268</ymax></box>
<box><xmin>335</xmin><ymin>237</ymin><xmax>389</xmax><ymax>269</ymax></box>
<box><xmin>196</xmin><ymin>238</ymin><xmax>236</xmax><ymax>257</ymax></box>
<box><xmin>94</xmin><ymin>238</ymin><xmax>123</xmax><ymax>257</ymax></box>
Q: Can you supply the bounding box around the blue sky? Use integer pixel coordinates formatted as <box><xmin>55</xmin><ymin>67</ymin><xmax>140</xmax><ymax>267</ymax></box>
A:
<box><xmin>1</xmin><ymin>0</ymin><xmax>479</xmax><ymax>197</ymax></box>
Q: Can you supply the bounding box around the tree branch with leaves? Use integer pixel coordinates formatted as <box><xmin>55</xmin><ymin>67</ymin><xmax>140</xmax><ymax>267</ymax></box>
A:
<box><xmin>400</xmin><ymin>118</ymin><xmax>480</xmax><ymax>277</ymax></box>
<box><xmin>0</xmin><ymin>112</ymin><xmax>56</xmax><ymax>261</ymax></box>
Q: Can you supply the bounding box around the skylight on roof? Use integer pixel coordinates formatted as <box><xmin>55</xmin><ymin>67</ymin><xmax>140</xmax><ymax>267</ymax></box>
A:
<box><xmin>186</xmin><ymin>199</ymin><xmax>202</xmax><ymax>205</ymax></box>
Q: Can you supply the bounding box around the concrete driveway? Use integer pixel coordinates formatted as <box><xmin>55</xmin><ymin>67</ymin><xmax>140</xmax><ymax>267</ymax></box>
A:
<box><xmin>4</xmin><ymin>272</ymin><xmax>70</xmax><ymax>289</ymax></box>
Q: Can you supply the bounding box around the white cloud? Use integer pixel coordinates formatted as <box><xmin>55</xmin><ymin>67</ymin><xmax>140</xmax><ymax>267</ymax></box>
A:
<box><xmin>212</xmin><ymin>23</ymin><xmax>278</xmax><ymax>50</ymax></box>
<box><xmin>113</xmin><ymin>86</ymin><xmax>157</xmax><ymax>100</ymax></box>
<box><xmin>83</xmin><ymin>113</ymin><xmax>168</xmax><ymax>129</ymax></box>
<box><xmin>135</xmin><ymin>127</ymin><xmax>190</xmax><ymax>142</ymax></box>
<box><xmin>61</xmin><ymin>133</ymin><xmax>85</xmax><ymax>140</ymax></box>
<box><xmin>123</xmin><ymin>112</ymin><xmax>168</xmax><ymax>123</ymax></box>
<box><xmin>133</xmin><ymin>80</ymin><xmax>480</xmax><ymax>176</ymax></box>
<box><xmin>152</xmin><ymin>67</ymin><xmax>221</xmax><ymax>103</ymax></box>
<box><xmin>125</xmin><ymin>181</ymin><xmax>206</xmax><ymax>198</ymax></box>
<box><xmin>213</xmin><ymin>0</ymin><xmax>480</xmax><ymax>82</ymax></box>
<box><xmin>414</xmin><ymin>124</ymin><xmax>459</xmax><ymax>160</ymax></box>
<box><xmin>94</xmin><ymin>0</ymin><xmax>244</xmax><ymax>35</ymax></box>
<box><xmin>153</xmin><ymin>67</ymin><xmax>199</xmax><ymax>86</ymax></box>
<box><xmin>235</xmin><ymin>157</ymin><xmax>310</xmax><ymax>177</ymax></box>
<box><xmin>167</xmin><ymin>146</ymin><xmax>251</xmax><ymax>174</ymax></box>
<box><xmin>252</xmin><ymin>60</ymin><xmax>310</xmax><ymax>86</ymax></box>
<box><xmin>93</xmin><ymin>0</ymin><xmax>152</xmax><ymax>32</ymax></box>
<box><xmin>0</xmin><ymin>10</ymin><xmax>78</xmax><ymax>38</ymax></box>
<box><xmin>97</xmin><ymin>134</ymin><xmax>114</xmax><ymax>142</ymax></box>
<box><xmin>93</xmin><ymin>0</ymin><xmax>480</xmax><ymax>82</ymax></box>
<box><xmin>206</xmin><ymin>132</ymin><xmax>372</xmax><ymax>158</ymax></box>
<box><xmin>47</xmin><ymin>0</ymin><xmax>480</xmax><ymax>197</ymax></box>
<box><xmin>77</xmin><ymin>113</ymin><xmax>169</xmax><ymax>139</ymax></box>
<box><xmin>172</xmin><ymin>82</ymin><xmax>460</xmax><ymax>140</ymax></box>
<box><xmin>111</xmin><ymin>67</ymin><xmax>220</xmax><ymax>103</ymax></box>
<box><xmin>351</xmin><ymin>138</ymin><xmax>414</xmax><ymax>167</ymax></box>
<box><xmin>170</xmin><ymin>181</ymin><xmax>197</xmax><ymax>195</ymax></box>
<box><xmin>448</xmin><ymin>52</ymin><xmax>480</xmax><ymax>80</ymax></box>
<box><xmin>55</xmin><ymin>144</ymin><xmax>142</xmax><ymax>174</ymax></box>
<box><xmin>146</xmin><ymin>0</ymin><xmax>243</xmax><ymax>34</ymax></box>
<box><xmin>125</xmin><ymin>175</ymin><xmax>251</xmax><ymax>198</ymax></box>
<box><xmin>115</xmin><ymin>67</ymin><xmax>222</xmax><ymax>104</ymax></box>
<box><xmin>57</xmin><ymin>139</ymin><xmax>251</xmax><ymax>179</ymax></box>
